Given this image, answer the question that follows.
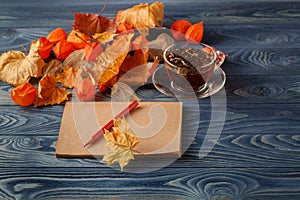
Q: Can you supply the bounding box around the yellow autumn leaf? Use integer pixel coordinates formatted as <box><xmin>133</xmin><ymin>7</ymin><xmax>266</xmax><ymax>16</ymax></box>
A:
<box><xmin>95</xmin><ymin>33</ymin><xmax>134</xmax><ymax>86</ymax></box>
<box><xmin>34</xmin><ymin>75</ymin><xmax>71</xmax><ymax>107</ymax></box>
<box><xmin>56</xmin><ymin>65</ymin><xmax>79</xmax><ymax>89</ymax></box>
<box><xmin>118</xmin><ymin>2</ymin><xmax>164</xmax><ymax>29</ymax></box>
<box><xmin>0</xmin><ymin>39</ymin><xmax>45</xmax><ymax>85</ymax></box>
<box><xmin>102</xmin><ymin>118</ymin><xmax>139</xmax><ymax>171</ymax></box>
<box><xmin>92</xmin><ymin>32</ymin><xmax>116</xmax><ymax>44</ymax></box>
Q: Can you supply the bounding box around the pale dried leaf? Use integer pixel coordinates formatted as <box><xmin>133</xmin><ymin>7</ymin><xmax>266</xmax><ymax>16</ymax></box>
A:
<box><xmin>92</xmin><ymin>32</ymin><xmax>116</xmax><ymax>44</ymax></box>
<box><xmin>119</xmin><ymin>2</ymin><xmax>164</xmax><ymax>29</ymax></box>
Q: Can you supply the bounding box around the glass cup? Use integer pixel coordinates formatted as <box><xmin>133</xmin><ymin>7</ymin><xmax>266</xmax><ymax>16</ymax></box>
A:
<box><xmin>163</xmin><ymin>42</ymin><xmax>218</xmax><ymax>95</ymax></box>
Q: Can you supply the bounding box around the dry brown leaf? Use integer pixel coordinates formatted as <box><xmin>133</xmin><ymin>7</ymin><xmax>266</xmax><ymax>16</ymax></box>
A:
<box><xmin>43</xmin><ymin>59</ymin><xmax>63</xmax><ymax>76</ymax></box>
<box><xmin>56</xmin><ymin>66</ymin><xmax>79</xmax><ymax>89</ymax></box>
<box><xmin>95</xmin><ymin>33</ymin><xmax>134</xmax><ymax>86</ymax></box>
<box><xmin>0</xmin><ymin>39</ymin><xmax>45</xmax><ymax>85</ymax></box>
<box><xmin>118</xmin><ymin>2</ymin><xmax>164</xmax><ymax>29</ymax></box>
<box><xmin>34</xmin><ymin>75</ymin><xmax>71</xmax><ymax>107</ymax></box>
<box><xmin>73</xmin><ymin>12</ymin><xmax>117</xmax><ymax>36</ymax></box>
<box><xmin>63</xmin><ymin>49</ymin><xmax>84</xmax><ymax>69</ymax></box>
<box><xmin>102</xmin><ymin>118</ymin><xmax>139</xmax><ymax>171</ymax></box>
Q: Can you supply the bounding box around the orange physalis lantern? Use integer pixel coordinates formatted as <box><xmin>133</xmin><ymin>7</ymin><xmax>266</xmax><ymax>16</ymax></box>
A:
<box><xmin>46</xmin><ymin>28</ymin><xmax>67</xmax><ymax>44</ymax></box>
<box><xmin>185</xmin><ymin>21</ymin><xmax>204</xmax><ymax>43</ymax></box>
<box><xmin>10</xmin><ymin>82</ymin><xmax>37</xmax><ymax>106</ymax></box>
<box><xmin>171</xmin><ymin>20</ymin><xmax>192</xmax><ymax>40</ymax></box>
<box><xmin>53</xmin><ymin>39</ymin><xmax>74</xmax><ymax>59</ymax></box>
<box><xmin>38</xmin><ymin>37</ymin><xmax>53</xmax><ymax>59</ymax></box>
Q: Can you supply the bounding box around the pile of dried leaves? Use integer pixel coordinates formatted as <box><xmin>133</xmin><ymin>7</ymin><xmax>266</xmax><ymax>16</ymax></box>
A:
<box><xmin>0</xmin><ymin>1</ymin><xmax>205</xmax><ymax>107</ymax></box>
<box><xmin>0</xmin><ymin>1</ymin><xmax>207</xmax><ymax>171</ymax></box>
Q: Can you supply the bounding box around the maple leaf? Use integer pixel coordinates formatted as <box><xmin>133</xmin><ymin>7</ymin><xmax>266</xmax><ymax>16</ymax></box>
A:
<box><xmin>56</xmin><ymin>65</ymin><xmax>79</xmax><ymax>89</ymax></box>
<box><xmin>0</xmin><ymin>39</ymin><xmax>45</xmax><ymax>85</ymax></box>
<box><xmin>118</xmin><ymin>2</ymin><xmax>164</xmax><ymax>29</ymax></box>
<box><xmin>95</xmin><ymin>33</ymin><xmax>134</xmax><ymax>86</ymax></box>
<box><xmin>73</xmin><ymin>12</ymin><xmax>117</xmax><ymax>36</ymax></box>
<box><xmin>34</xmin><ymin>75</ymin><xmax>71</xmax><ymax>107</ymax></box>
<box><xmin>102</xmin><ymin>118</ymin><xmax>139</xmax><ymax>171</ymax></box>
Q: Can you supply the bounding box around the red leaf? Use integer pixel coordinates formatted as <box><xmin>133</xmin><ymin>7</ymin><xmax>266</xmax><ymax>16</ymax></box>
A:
<box><xmin>73</xmin><ymin>12</ymin><xmax>117</xmax><ymax>36</ymax></box>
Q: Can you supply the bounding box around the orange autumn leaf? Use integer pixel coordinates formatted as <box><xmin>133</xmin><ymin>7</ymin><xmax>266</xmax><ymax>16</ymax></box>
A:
<box><xmin>74</xmin><ymin>76</ymin><xmax>95</xmax><ymax>101</ymax></box>
<box><xmin>95</xmin><ymin>33</ymin><xmax>134</xmax><ymax>86</ymax></box>
<box><xmin>38</xmin><ymin>37</ymin><xmax>53</xmax><ymax>59</ymax></box>
<box><xmin>0</xmin><ymin>39</ymin><xmax>45</xmax><ymax>85</ymax></box>
<box><xmin>73</xmin><ymin>12</ymin><xmax>117</xmax><ymax>36</ymax></box>
<box><xmin>118</xmin><ymin>2</ymin><xmax>164</xmax><ymax>29</ymax></box>
<box><xmin>120</xmin><ymin>35</ymin><xmax>149</xmax><ymax>73</ymax></box>
<box><xmin>116</xmin><ymin>23</ymin><xmax>133</xmax><ymax>34</ymax></box>
<box><xmin>10</xmin><ymin>82</ymin><xmax>37</xmax><ymax>106</ymax></box>
<box><xmin>102</xmin><ymin>118</ymin><xmax>139</xmax><ymax>171</ymax></box>
<box><xmin>34</xmin><ymin>75</ymin><xmax>71</xmax><ymax>107</ymax></box>
<box><xmin>84</xmin><ymin>42</ymin><xmax>103</xmax><ymax>62</ymax></box>
<box><xmin>56</xmin><ymin>65</ymin><xmax>79</xmax><ymax>89</ymax></box>
<box><xmin>116</xmin><ymin>10</ymin><xmax>124</xmax><ymax>22</ymax></box>
<box><xmin>53</xmin><ymin>39</ymin><xmax>74</xmax><ymax>59</ymax></box>
<box><xmin>67</xmin><ymin>30</ymin><xmax>90</xmax><ymax>50</ymax></box>
<box><xmin>46</xmin><ymin>28</ymin><xmax>67</xmax><ymax>44</ymax></box>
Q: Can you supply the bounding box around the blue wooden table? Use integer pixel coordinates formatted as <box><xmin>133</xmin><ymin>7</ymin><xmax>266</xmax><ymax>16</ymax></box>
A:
<box><xmin>1</xmin><ymin>0</ymin><xmax>300</xmax><ymax>199</ymax></box>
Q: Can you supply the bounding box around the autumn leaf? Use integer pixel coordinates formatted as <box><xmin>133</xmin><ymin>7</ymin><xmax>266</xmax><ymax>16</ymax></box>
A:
<box><xmin>102</xmin><ymin>118</ymin><xmax>139</xmax><ymax>171</ymax></box>
<box><xmin>34</xmin><ymin>75</ymin><xmax>71</xmax><ymax>107</ymax></box>
<box><xmin>63</xmin><ymin>49</ymin><xmax>85</xmax><ymax>69</ymax></box>
<box><xmin>67</xmin><ymin>30</ymin><xmax>90</xmax><ymax>50</ymax></box>
<box><xmin>43</xmin><ymin>59</ymin><xmax>63</xmax><ymax>76</ymax></box>
<box><xmin>95</xmin><ymin>33</ymin><xmax>134</xmax><ymax>86</ymax></box>
<box><xmin>84</xmin><ymin>42</ymin><xmax>103</xmax><ymax>62</ymax></box>
<box><xmin>118</xmin><ymin>2</ymin><xmax>164</xmax><ymax>29</ymax></box>
<box><xmin>73</xmin><ymin>12</ymin><xmax>117</xmax><ymax>36</ymax></box>
<box><xmin>0</xmin><ymin>39</ymin><xmax>45</xmax><ymax>85</ymax></box>
<box><xmin>92</xmin><ymin>32</ymin><xmax>116</xmax><ymax>44</ymax></box>
<box><xmin>120</xmin><ymin>35</ymin><xmax>149</xmax><ymax>73</ymax></box>
<box><xmin>74</xmin><ymin>75</ymin><xmax>95</xmax><ymax>101</ymax></box>
<box><xmin>56</xmin><ymin>65</ymin><xmax>79</xmax><ymax>88</ymax></box>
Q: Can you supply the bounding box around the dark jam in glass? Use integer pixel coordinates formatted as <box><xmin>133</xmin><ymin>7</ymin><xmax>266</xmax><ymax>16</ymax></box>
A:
<box><xmin>165</xmin><ymin>47</ymin><xmax>214</xmax><ymax>90</ymax></box>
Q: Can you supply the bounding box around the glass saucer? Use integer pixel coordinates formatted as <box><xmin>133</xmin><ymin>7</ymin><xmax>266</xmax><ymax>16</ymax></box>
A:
<box><xmin>152</xmin><ymin>65</ymin><xmax>226</xmax><ymax>99</ymax></box>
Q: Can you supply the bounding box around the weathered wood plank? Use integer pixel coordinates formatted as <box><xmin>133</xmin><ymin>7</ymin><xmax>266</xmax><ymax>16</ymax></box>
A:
<box><xmin>0</xmin><ymin>132</ymin><xmax>300</xmax><ymax>168</ymax></box>
<box><xmin>0</xmin><ymin>167</ymin><xmax>299</xmax><ymax>200</ymax></box>
<box><xmin>1</xmin><ymin>101</ymin><xmax>299</xmax><ymax>135</ymax></box>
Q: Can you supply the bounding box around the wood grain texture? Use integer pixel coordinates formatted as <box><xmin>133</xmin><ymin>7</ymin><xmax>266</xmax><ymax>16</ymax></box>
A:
<box><xmin>0</xmin><ymin>0</ymin><xmax>300</xmax><ymax>199</ymax></box>
<box><xmin>0</xmin><ymin>168</ymin><xmax>299</xmax><ymax>200</ymax></box>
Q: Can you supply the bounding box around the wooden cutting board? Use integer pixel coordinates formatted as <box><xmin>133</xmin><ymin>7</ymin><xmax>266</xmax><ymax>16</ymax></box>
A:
<box><xmin>55</xmin><ymin>101</ymin><xmax>182</xmax><ymax>158</ymax></box>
